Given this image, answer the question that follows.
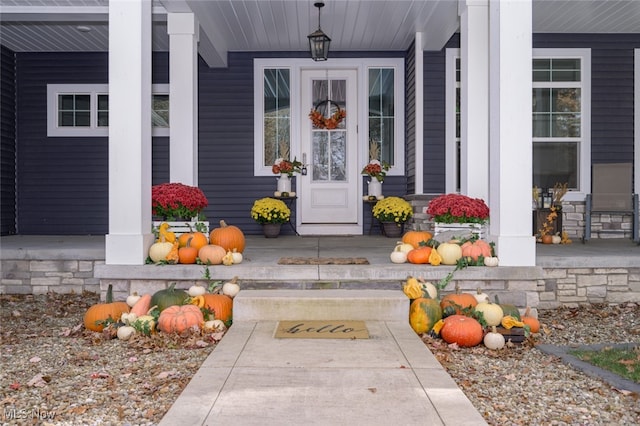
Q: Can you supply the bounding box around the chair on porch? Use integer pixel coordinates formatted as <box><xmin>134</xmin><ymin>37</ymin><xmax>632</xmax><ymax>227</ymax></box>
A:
<box><xmin>584</xmin><ymin>163</ymin><xmax>639</xmax><ymax>242</ymax></box>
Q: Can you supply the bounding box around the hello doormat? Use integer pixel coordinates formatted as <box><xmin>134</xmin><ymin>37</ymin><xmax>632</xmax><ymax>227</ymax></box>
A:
<box><xmin>277</xmin><ymin>257</ymin><xmax>369</xmax><ymax>265</ymax></box>
<box><xmin>274</xmin><ymin>320</ymin><xmax>369</xmax><ymax>339</ymax></box>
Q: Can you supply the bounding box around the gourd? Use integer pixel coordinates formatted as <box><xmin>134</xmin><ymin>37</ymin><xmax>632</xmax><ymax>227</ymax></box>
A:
<box><xmin>157</xmin><ymin>222</ymin><xmax>176</xmax><ymax>244</ymax></box>
<box><xmin>151</xmin><ymin>283</ymin><xmax>188</xmax><ymax>312</ymax></box>
<box><xmin>231</xmin><ymin>249</ymin><xmax>243</xmax><ymax>264</ymax></box>
<box><xmin>132</xmin><ymin>311</ymin><xmax>157</xmax><ymax>335</ymax></box>
<box><xmin>202</xmin><ymin>293</ymin><xmax>233</xmax><ymax>323</ymax></box>
<box><xmin>120</xmin><ymin>312</ymin><xmax>138</xmax><ymax>325</ymax></box>
<box><xmin>436</xmin><ymin>242</ymin><xmax>463</xmax><ymax>265</ymax></box>
<box><xmin>222</xmin><ymin>276</ymin><xmax>241</xmax><ymax>299</ymax></box>
<box><xmin>522</xmin><ymin>307</ymin><xmax>541</xmax><ymax>333</ymax></box>
<box><xmin>409</xmin><ymin>297</ymin><xmax>443</xmax><ymax>334</ymax></box>
<box><xmin>187</xmin><ymin>284</ymin><xmax>206</xmax><ymax>297</ymax></box>
<box><xmin>158</xmin><ymin>304</ymin><xmax>204</xmax><ymax>333</ymax></box>
<box><xmin>165</xmin><ymin>241</ymin><xmax>180</xmax><ymax>264</ymax></box>
<box><xmin>149</xmin><ymin>239</ymin><xmax>173</xmax><ymax>263</ymax></box>
<box><xmin>126</xmin><ymin>292</ymin><xmax>141</xmax><ymax>308</ymax></box>
<box><xmin>440</xmin><ymin>315</ymin><xmax>484</xmax><ymax>347</ymax></box>
<box><xmin>460</xmin><ymin>240</ymin><xmax>492</xmax><ymax>261</ymax></box>
<box><xmin>428</xmin><ymin>247</ymin><xmax>442</xmax><ymax>266</ymax></box>
<box><xmin>117</xmin><ymin>325</ymin><xmax>136</xmax><ymax>341</ymax></box>
<box><xmin>83</xmin><ymin>284</ymin><xmax>130</xmax><ymax>332</ymax></box>
<box><xmin>407</xmin><ymin>246</ymin><xmax>432</xmax><ymax>264</ymax></box>
<box><xmin>222</xmin><ymin>251</ymin><xmax>234</xmax><ymax>266</ymax></box>
<box><xmin>474</xmin><ymin>300</ymin><xmax>504</xmax><ymax>327</ymax></box>
<box><xmin>403</xmin><ymin>276</ymin><xmax>424</xmax><ymax>299</ymax></box>
<box><xmin>178</xmin><ymin>238</ymin><xmax>198</xmax><ymax>264</ymax></box>
<box><xmin>402</xmin><ymin>231</ymin><xmax>433</xmax><ymax>249</ymax></box>
<box><xmin>204</xmin><ymin>319</ymin><xmax>227</xmax><ymax>332</ymax></box>
<box><xmin>473</xmin><ymin>288</ymin><xmax>490</xmax><ymax>304</ymax></box>
<box><xmin>501</xmin><ymin>315</ymin><xmax>525</xmax><ymax>329</ymax></box>
<box><xmin>198</xmin><ymin>244</ymin><xmax>227</xmax><ymax>265</ymax></box>
<box><xmin>209</xmin><ymin>220</ymin><xmax>246</xmax><ymax>253</ymax></box>
<box><xmin>440</xmin><ymin>284</ymin><xmax>478</xmax><ymax>314</ymax></box>
<box><xmin>483</xmin><ymin>326</ymin><xmax>505</xmax><ymax>350</ymax></box>
<box><xmin>390</xmin><ymin>245</ymin><xmax>408</xmax><ymax>264</ymax></box>
<box><xmin>129</xmin><ymin>294</ymin><xmax>152</xmax><ymax>317</ymax></box>
<box><xmin>483</xmin><ymin>256</ymin><xmax>499</xmax><ymax>267</ymax></box>
<box><xmin>190</xmin><ymin>295</ymin><xmax>205</xmax><ymax>308</ymax></box>
<box><xmin>495</xmin><ymin>295</ymin><xmax>521</xmax><ymax>320</ymax></box>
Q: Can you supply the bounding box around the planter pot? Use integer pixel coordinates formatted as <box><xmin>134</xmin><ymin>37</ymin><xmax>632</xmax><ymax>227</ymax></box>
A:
<box><xmin>433</xmin><ymin>222</ymin><xmax>486</xmax><ymax>239</ymax></box>
<box><xmin>367</xmin><ymin>179</ymin><xmax>382</xmax><ymax>197</ymax></box>
<box><xmin>381</xmin><ymin>221</ymin><xmax>403</xmax><ymax>238</ymax></box>
<box><xmin>262</xmin><ymin>223</ymin><xmax>282</xmax><ymax>238</ymax></box>
<box><xmin>277</xmin><ymin>175</ymin><xmax>291</xmax><ymax>193</ymax></box>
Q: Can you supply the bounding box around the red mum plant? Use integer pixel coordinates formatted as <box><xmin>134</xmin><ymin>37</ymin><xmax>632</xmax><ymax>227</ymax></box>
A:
<box><xmin>427</xmin><ymin>193</ymin><xmax>490</xmax><ymax>224</ymax></box>
<box><xmin>152</xmin><ymin>183</ymin><xmax>208</xmax><ymax>220</ymax></box>
<box><xmin>272</xmin><ymin>157</ymin><xmax>302</xmax><ymax>177</ymax></box>
<box><xmin>361</xmin><ymin>159</ymin><xmax>390</xmax><ymax>183</ymax></box>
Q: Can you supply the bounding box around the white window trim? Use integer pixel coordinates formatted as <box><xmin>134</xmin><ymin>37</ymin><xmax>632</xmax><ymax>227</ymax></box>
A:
<box><xmin>253</xmin><ymin>58</ymin><xmax>405</xmax><ymax>177</ymax></box>
<box><xmin>532</xmin><ymin>48</ymin><xmax>591</xmax><ymax>202</ymax></box>
<box><xmin>445</xmin><ymin>48</ymin><xmax>459</xmax><ymax>194</ymax></box>
<box><xmin>47</xmin><ymin>83</ymin><xmax>170</xmax><ymax>137</ymax></box>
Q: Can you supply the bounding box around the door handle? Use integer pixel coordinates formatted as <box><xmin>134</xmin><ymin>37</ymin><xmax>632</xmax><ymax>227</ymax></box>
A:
<box><xmin>301</xmin><ymin>153</ymin><xmax>308</xmax><ymax>176</ymax></box>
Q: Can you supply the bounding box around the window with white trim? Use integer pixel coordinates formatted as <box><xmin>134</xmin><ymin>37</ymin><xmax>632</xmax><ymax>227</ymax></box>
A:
<box><xmin>47</xmin><ymin>84</ymin><xmax>170</xmax><ymax>137</ymax></box>
<box><xmin>254</xmin><ymin>58</ymin><xmax>405</xmax><ymax>176</ymax></box>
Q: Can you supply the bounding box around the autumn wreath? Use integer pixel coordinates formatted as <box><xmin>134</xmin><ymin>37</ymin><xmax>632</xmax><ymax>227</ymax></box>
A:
<box><xmin>309</xmin><ymin>100</ymin><xmax>346</xmax><ymax>130</ymax></box>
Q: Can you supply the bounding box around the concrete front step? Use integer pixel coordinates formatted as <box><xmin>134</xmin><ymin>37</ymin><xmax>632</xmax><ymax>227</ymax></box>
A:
<box><xmin>233</xmin><ymin>289</ymin><xmax>409</xmax><ymax>321</ymax></box>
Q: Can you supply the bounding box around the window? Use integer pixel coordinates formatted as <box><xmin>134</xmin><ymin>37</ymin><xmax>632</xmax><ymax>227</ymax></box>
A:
<box><xmin>532</xmin><ymin>49</ymin><xmax>590</xmax><ymax>198</ymax></box>
<box><xmin>254</xmin><ymin>58</ymin><xmax>404</xmax><ymax>176</ymax></box>
<box><xmin>47</xmin><ymin>84</ymin><xmax>170</xmax><ymax>137</ymax></box>
<box><xmin>445</xmin><ymin>50</ymin><xmax>461</xmax><ymax>193</ymax></box>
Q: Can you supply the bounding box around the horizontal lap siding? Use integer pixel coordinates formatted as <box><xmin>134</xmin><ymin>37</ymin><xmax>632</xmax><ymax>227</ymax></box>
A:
<box><xmin>405</xmin><ymin>41</ymin><xmax>416</xmax><ymax>194</ymax></box>
<box><xmin>1</xmin><ymin>46</ymin><xmax>16</xmax><ymax>235</ymax></box>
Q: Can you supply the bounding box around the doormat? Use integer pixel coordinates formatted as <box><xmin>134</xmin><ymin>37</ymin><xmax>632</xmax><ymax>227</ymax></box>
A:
<box><xmin>277</xmin><ymin>257</ymin><xmax>369</xmax><ymax>265</ymax></box>
<box><xmin>274</xmin><ymin>320</ymin><xmax>369</xmax><ymax>339</ymax></box>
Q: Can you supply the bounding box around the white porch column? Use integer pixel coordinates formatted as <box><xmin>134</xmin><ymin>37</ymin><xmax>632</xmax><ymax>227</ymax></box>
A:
<box><xmin>414</xmin><ymin>32</ymin><xmax>424</xmax><ymax>194</ymax></box>
<box><xmin>459</xmin><ymin>0</ymin><xmax>489</xmax><ymax>201</ymax></box>
<box><xmin>488</xmin><ymin>0</ymin><xmax>536</xmax><ymax>266</ymax></box>
<box><xmin>168</xmin><ymin>13</ymin><xmax>199</xmax><ymax>186</ymax></box>
<box><xmin>105</xmin><ymin>0</ymin><xmax>154</xmax><ymax>265</ymax></box>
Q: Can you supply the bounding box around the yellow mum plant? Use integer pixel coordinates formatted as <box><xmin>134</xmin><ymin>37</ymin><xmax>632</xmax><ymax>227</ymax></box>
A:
<box><xmin>372</xmin><ymin>196</ymin><xmax>413</xmax><ymax>223</ymax></box>
<box><xmin>251</xmin><ymin>197</ymin><xmax>291</xmax><ymax>224</ymax></box>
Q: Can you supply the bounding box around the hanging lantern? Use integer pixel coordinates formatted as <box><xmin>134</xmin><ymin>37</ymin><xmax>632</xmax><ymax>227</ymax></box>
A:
<box><xmin>308</xmin><ymin>2</ymin><xmax>331</xmax><ymax>61</ymax></box>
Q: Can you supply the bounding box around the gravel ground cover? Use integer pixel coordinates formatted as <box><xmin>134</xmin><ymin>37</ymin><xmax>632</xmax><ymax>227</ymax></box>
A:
<box><xmin>1</xmin><ymin>293</ymin><xmax>639</xmax><ymax>425</ymax></box>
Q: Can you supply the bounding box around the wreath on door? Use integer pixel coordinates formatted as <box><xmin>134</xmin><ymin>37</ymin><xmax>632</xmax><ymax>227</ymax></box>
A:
<box><xmin>309</xmin><ymin>99</ymin><xmax>346</xmax><ymax>130</ymax></box>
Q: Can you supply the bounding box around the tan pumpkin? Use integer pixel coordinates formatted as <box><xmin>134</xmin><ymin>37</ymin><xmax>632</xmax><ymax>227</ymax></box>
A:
<box><xmin>157</xmin><ymin>304</ymin><xmax>204</xmax><ymax>333</ymax></box>
<box><xmin>198</xmin><ymin>244</ymin><xmax>227</xmax><ymax>265</ymax></box>
<box><xmin>436</xmin><ymin>242</ymin><xmax>463</xmax><ymax>265</ymax></box>
<box><xmin>402</xmin><ymin>230</ymin><xmax>433</xmax><ymax>249</ymax></box>
<box><xmin>209</xmin><ymin>220</ymin><xmax>246</xmax><ymax>253</ymax></box>
<box><xmin>460</xmin><ymin>240</ymin><xmax>492</xmax><ymax>261</ymax></box>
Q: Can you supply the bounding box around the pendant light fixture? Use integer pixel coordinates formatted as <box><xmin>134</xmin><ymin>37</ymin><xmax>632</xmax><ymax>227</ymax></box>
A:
<box><xmin>307</xmin><ymin>2</ymin><xmax>331</xmax><ymax>61</ymax></box>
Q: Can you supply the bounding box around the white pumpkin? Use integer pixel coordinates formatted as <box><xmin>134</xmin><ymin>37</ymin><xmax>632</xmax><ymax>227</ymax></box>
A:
<box><xmin>474</xmin><ymin>301</ymin><xmax>504</xmax><ymax>327</ymax></box>
<box><xmin>395</xmin><ymin>242</ymin><xmax>414</xmax><ymax>254</ymax></box>
<box><xmin>204</xmin><ymin>319</ymin><xmax>227</xmax><ymax>332</ymax></box>
<box><xmin>117</xmin><ymin>325</ymin><xmax>136</xmax><ymax>341</ymax></box>
<box><xmin>222</xmin><ymin>276</ymin><xmax>241</xmax><ymax>298</ymax></box>
<box><xmin>231</xmin><ymin>250</ymin><xmax>243</xmax><ymax>264</ymax></box>
<box><xmin>149</xmin><ymin>241</ymin><xmax>173</xmax><ymax>263</ymax></box>
<box><xmin>188</xmin><ymin>284</ymin><xmax>206</xmax><ymax>297</ymax></box>
<box><xmin>436</xmin><ymin>242</ymin><xmax>463</xmax><ymax>265</ymax></box>
<box><xmin>483</xmin><ymin>326</ymin><xmax>505</xmax><ymax>350</ymax></box>
<box><xmin>390</xmin><ymin>247</ymin><xmax>408</xmax><ymax>264</ymax></box>
<box><xmin>551</xmin><ymin>235</ymin><xmax>562</xmax><ymax>244</ymax></box>
<box><xmin>126</xmin><ymin>292</ymin><xmax>141</xmax><ymax>308</ymax></box>
<box><xmin>120</xmin><ymin>312</ymin><xmax>138</xmax><ymax>325</ymax></box>
<box><xmin>422</xmin><ymin>281</ymin><xmax>438</xmax><ymax>299</ymax></box>
<box><xmin>484</xmin><ymin>256</ymin><xmax>499</xmax><ymax>267</ymax></box>
<box><xmin>474</xmin><ymin>288</ymin><xmax>490</xmax><ymax>304</ymax></box>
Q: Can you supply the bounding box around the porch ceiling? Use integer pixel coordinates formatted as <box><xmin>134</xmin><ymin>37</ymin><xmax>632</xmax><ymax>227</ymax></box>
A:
<box><xmin>1</xmin><ymin>0</ymin><xmax>639</xmax><ymax>68</ymax></box>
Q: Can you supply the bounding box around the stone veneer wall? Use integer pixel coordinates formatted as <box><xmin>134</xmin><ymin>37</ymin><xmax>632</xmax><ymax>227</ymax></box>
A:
<box><xmin>1</xmin><ymin>259</ymin><xmax>102</xmax><ymax>295</ymax></box>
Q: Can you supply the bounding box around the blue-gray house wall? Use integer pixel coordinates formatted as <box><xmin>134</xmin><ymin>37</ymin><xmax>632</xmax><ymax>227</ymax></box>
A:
<box><xmin>1</xmin><ymin>46</ymin><xmax>16</xmax><ymax>235</ymax></box>
<box><xmin>1</xmin><ymin>33</ymin><xmax>638</xmax><ymax>235</ymax></box>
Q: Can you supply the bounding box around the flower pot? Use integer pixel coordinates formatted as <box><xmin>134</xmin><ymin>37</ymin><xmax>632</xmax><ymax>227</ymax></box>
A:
<box><xmin>381</xmin><ymin>221</ymin><xmax>403</xmax><ymax>238</ymax></box>
<box><xmin>368</xmin><ymin>179</ymin><xmax>382</xmax><ymax>197</ymax></box>
<box><xmin>277</xmin><ymin>175</ymin><xmax>291</xmax><ymax>193</ymax></box>
<box><xmin>262</xmin><ymin>223</ymin><xmax>282</xmax><ymax>238</ymax></box>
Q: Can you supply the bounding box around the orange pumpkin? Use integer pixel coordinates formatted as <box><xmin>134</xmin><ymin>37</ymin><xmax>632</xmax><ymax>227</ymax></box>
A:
<box><xmin>129</xmin><ymin>294</ymin><xmax>152</xmax><ymax>317</ymax></box>
<box><xmin>440</xmin><ymin>315</ymin><xmax>484</xmax><ymax>347</ymax></box>
<box><xmin>83</xmin><ymin>284</ymin><xmax>130</xmax><ymax>332</ymax></box>
<box><xmin>402</xmin><ymin>230</ymin><xmax>433</xmax><ymax>249</ymax></box>
<box><xmin>179</xmin><ymin>232</ymin><xmax>208</xmax><ymax>250</ymax></box>
<box><xmin>178</xmin><ymin>238</ymin><xmax>199</xmax><ymax>264</ymax></box>
<box><xmin>407</xmin><ymin>246</ymin><xmax>432</xmax><ymax>264</ymax></box>
<box><xmin>157</xmin><ymin>304</ymin><xmax>204</xmax><ymax>333</ymax></box>
<box><xmin>198</xmin><ymin>244</ymin><xmax>226</xmax><ymax>265</ymax></box>
<box><xmin>440</xmin><ymin>286</ymin><xmax>478</xmax><ymax>314</ymax></box>
<box><xmin>209</xmin><ymin>220</ymin><xmax>246</xmax><ymax>253</ymax></box>
<box><xmin>460</xmin><ymin>240</ymin><xmax>492</xmax><ymax>261</ymax></box>
<box><xmin>202</xmin><ymin>293</ymin><xmax>233</xmax><ymax>323</ymax></box>
<box><xmin>522</xmin><ymin>307</ymin><xmax>541</xmax><ymax>333</ymax></box>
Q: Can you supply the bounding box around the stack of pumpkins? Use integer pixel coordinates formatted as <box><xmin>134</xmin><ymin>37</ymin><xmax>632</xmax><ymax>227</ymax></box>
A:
<box><xmin>83</xmin><ymin>279</ymin><xmax>240</xmax><ymax>341</ymax></box>
<box><xmin>404</xmin><ymin>278</ymin><xmax>541</xmax><ymax>350</ymax></box>
<box><xmin>148</xmin><ymin>220</ymin><xmax>245</xmax><ymax>265</ymax></box>
<box><xmin>390</xmin><ymin>230</ymin><xmax>499</xmax><ymax>267</ymax></box>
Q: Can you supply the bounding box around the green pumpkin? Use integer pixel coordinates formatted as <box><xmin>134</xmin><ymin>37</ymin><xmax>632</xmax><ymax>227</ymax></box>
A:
<box><xmin>409</xmin><ymin>297</ymin><xmax>443</xmax><ymax>334</ymax></box>
<box><xmin>495</xmin><ymin>295</ymin><xmax>521</xmax><ymax>320</ymax></box>
<box><xmin>151</xmin><ymin>283</ymin><xmax>188</xmax><ymax>312</ymax></box>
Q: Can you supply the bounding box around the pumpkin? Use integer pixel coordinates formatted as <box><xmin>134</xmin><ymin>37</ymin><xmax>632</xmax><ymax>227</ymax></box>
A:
<box><xmin>129</xmin><ymin>294</ymin><xmax>152</xmax><ymax>317</ymax></box>
<box><xmin>132</xmin><ymin>314</ymin><xmax>156</xmax><ymax>335</ymax></box>
<box><xmin>436</xmin><ymin>242</ymin><xmax>463</xmax><ymax>265</ymax></box>
<box><xmin>483</xmin><ymin>326</ymin><xmax>506</xmax><ymax>350</ymax></box>
<box><xmin>390</xmin><ymin>245</ymin><xmax>408</xmax><ymax>264</ymax></box>
<box><xmin>460</xmin><ymin>240</ymin><xmax>492</xmax><ymax>261</ymax></box>
<box><xmin>395</xmin><ymin>242</ymin><xmax>414</xmax><ymax>254</ymax></box>
<box><xmin>222</xmin><ymin>276</ymin><xmax>241</xmax><ymax>299</ymax></box>
<box><xmin>188</xmin><ymin>284</ymin><xmax>206</xmax><ymax>297</ymax></box>
<box><xmin>178</xmin><ymin>231</ymin><xmax>208</xmax><ymax>249</ymax></box>
<box><xmin>440</xmin><ymin>315</ymin><xmax>484</xmax><ymax>347</ymax></box>
<box><xmin>409</xmin><ymin>297</ymin><xmax>443</xmax><ymax>334</ymax></box>
<box><xmin>402</xmin><ymin>230</ymin><xmax>433</xmax><ymax>249</ymax></box>
<box><xmin>126</xmin><ymin>292</ymin><xmax>141</xmax><ymax>308</ymax></box>
<box><xmin>407</xmin><ymin>246</ymin><xmax>432</xmax><ymax>264</ymax></box>
<box><xmin>209</xmin><ymin>220</ymin><xmax>246</xmax><ymax>253</ymax></box>
<box><xmin>483</xmin><ymin>256</ymin><xmax>499</xmax><ymax>267</ymax></box>
<box><xmin>440</xmin><ymin>285</ymin><xmax>478</xmax><ymax>314</ymax></box>
<box><xmin>202</xmin><ymin>293</ymin><xmax>233</xmax><ymax>323</ymax></box>
<box><xmin>495</xmin><ymin>295</ymin><xmax>521</xmax><ymax>320</ymax></box>
<box><xmin>428</xmin><ymin>247</ymin><xmax>442</xmax><ymax>266</ymax></box>
<box><xmin>149</xmin><ymin>240</ymin><xmax>173</xmax><ymax>263</ymax></box>
<box><xmin>158</xmin><ymin>304</ymin><xmax>204</xmax><ymax>333</ymax></box>
<box><xmin>151</xmin><ymin>283</ymin><xmax>188</xmax><ymax>312</ymax></box>
<box><xmin>120</xmin><ymin>312</ymin><xmax>138</xmax><ymax>325</ymax></box>
<box><xmin>117</xmin><ymin>325</ymin><xmax>136</xmax><ymax>341</ymax></box>
<box><xmin>551</xmin><ymin>234</ymin><xmax>562</xmax><ymax>244</ymax></box>
<box><xmin>178</xmin><ymin>238</ymin><xmax>199</xmax><ymax>264</ymax></box>
<box><xmin>541</xmin><ymin>234</ymin><xmax>553</xmax><ymax>244</ymax></box>
<box><xmin>204</xmin><ymin>319</ymin><xmax>227</xmax><ymax>332</ymax></box>
<box><xmin>474</xmin><ymin>300</ymin><xmax>504</xmax><ymax>327</ymax></box>
<box><xmin>198</xmin><ymin>244</ymin><xmax>226</xmax><ymax>265</ymax></box>
<box><xmin>231</xmin><ymin>249</ymin><xmax>243</xmax><ymax>264</ymax></box>
<box><xmin>522</xmin><ymin>307</ymin><xmax>541</xmax><ymax>333</ymax></box>
<box><xmin>83</xmin><ymin>284</ymin><xmax>130</xmax><ymax>332</ymax></box>
<box><xmin>473</xmin><ymin>288</ymin><xmax>490</xmax><ymax>304</ymax></box>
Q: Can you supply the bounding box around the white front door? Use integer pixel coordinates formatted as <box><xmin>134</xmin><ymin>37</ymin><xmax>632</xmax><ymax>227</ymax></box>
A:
<box><xmin>298</xmin><ymin>69</ymin><xmax>361</xmax><ymax>235</ymax></box>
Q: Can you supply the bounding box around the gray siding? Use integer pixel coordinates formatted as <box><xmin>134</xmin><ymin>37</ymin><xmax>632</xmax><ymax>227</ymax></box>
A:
<box><xmin>1</xmin><ymin>46</ymin><xmax>16</xmax><ymax>235</ymax></box>
<box><xmin>405</xmin><ymin>41</ymin><xmax>417</xmax><ymax>194</ymax></box>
